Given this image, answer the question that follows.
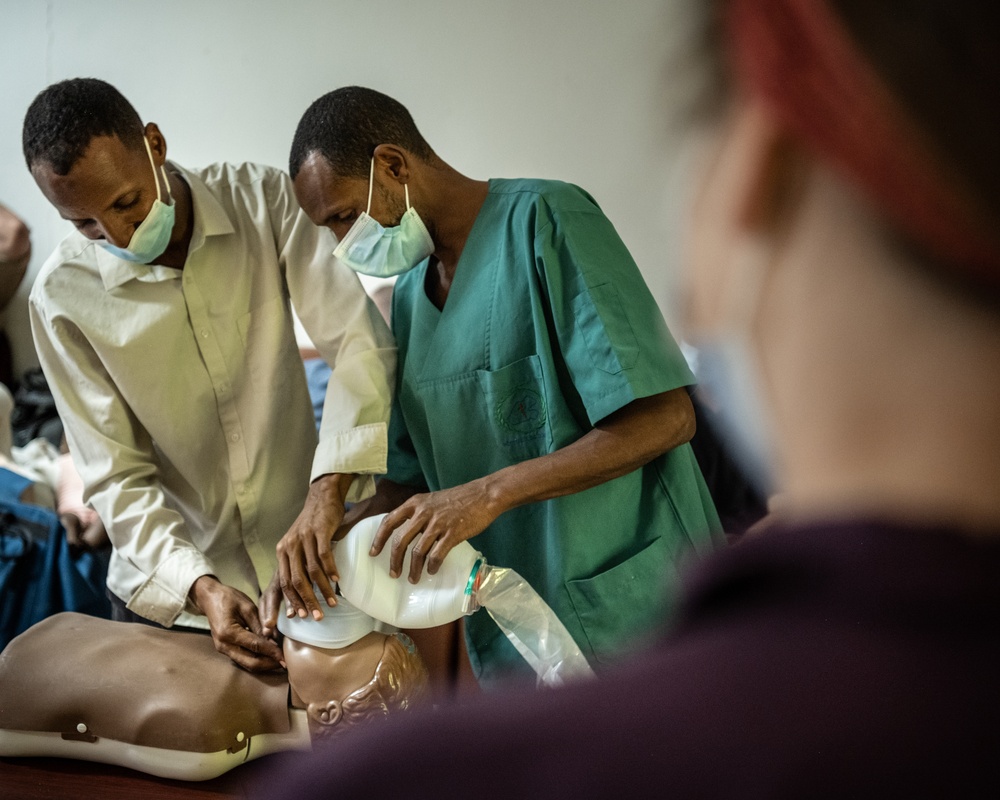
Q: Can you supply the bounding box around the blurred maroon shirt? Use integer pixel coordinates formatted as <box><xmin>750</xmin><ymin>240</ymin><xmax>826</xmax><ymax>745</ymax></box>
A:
<box><xmin>259</xmin><ymin>519</ymin><xmax>1000</xmax><ymax>799</ymax></box>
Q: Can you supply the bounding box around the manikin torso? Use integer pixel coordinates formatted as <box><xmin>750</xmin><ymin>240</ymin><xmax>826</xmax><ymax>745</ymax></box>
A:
<box><xmin>0</xmin><ymin>605</ymin><xmax>429</xmax><ymax>780</ymax></box>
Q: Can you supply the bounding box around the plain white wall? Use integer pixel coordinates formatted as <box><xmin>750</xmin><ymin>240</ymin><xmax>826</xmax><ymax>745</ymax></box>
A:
<box><xmin>0</xmin><ymin>0</ymin><xmax>691</xmax><ymax>378</ymax></box>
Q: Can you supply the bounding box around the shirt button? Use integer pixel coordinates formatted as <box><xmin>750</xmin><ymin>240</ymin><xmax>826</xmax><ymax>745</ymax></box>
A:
<box><xmin>201</xmin><ymin>329</ymin><xmax>209</xmax><ymax>338</ymax></box>
<box><xmin>231</xmin><ymin>432</ymin><xmax>241</xmax><ymax>442</ymax></box>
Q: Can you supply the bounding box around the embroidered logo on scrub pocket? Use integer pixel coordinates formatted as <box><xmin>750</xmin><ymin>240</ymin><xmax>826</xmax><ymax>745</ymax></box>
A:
<box><xmin>496</xmin><ymin>387</ymin><xmax>547</xmax><ymax>435</ymax></box>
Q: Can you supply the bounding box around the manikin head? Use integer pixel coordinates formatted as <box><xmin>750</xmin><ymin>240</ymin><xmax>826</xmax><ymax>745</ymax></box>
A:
<box><xmin>279</xmin><ymin>599</ymin><xmax>429</xmax><ymax>740</ymax></box>
<box><xmin>22</xmin><ymin>78</ymin><xmax>175</xmax><ymax>257</ymax></box>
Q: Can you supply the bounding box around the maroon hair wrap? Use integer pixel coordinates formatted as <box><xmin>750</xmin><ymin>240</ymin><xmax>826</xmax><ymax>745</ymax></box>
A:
<box><xmin>726</xmin><ymin>0</ymin><xmax>1000</xmax><ymax>285</ymax></box>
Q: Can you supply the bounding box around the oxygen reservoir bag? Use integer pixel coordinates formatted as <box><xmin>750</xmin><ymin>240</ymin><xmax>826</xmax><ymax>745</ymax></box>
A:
<box><xmin>335</xmin><ymin>514</ymin><xmax>595</xmax><ymax>688</ymax></box>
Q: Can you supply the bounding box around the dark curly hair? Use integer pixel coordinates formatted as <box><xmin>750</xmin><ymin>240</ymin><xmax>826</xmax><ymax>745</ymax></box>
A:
<box><xmin>289</xmin><ymin>86</ymin><xmax>434</xmax><ymax>180</ymax></box>
<box><xmin>23</xmin><ymin>78</ymin><xmax>145</xmax><ymax>175</ymax></box>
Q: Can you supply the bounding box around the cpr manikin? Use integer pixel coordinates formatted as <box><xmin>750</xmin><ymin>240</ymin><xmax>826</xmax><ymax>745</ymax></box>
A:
<box><xmin>0</xmin><ymin>514</ymin><xmax>589</xmax><ymax>780</ymax></box>
<box><xmin>0</xmin><ymin>607</ymin><xmax>428</xmax><ymax>780</ymax></box>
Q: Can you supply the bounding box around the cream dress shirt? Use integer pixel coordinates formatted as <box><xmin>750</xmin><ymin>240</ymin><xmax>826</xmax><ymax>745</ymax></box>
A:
<box><xmin>29</xmin><ymin>162</ymin><xmax>396</xmax><ymax>628</ymax></box>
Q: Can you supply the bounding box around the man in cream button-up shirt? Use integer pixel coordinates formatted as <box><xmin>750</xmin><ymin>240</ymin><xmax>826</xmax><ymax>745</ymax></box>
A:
<box><xmin>23</xmin><ymin>78</ymin><xmax>395</xmax><ymax>671</ymax></box>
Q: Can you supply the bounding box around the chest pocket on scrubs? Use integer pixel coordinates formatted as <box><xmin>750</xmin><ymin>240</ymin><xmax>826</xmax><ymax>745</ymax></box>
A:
<box><xmin>237</xmin><ymin>294</ymin><xmax>297</xmax><ymax>390</ymax></box>
<box><xmin>478</xmin><ymin>355</ymin><xmax>552</xmax><ymax>460</ymax></box>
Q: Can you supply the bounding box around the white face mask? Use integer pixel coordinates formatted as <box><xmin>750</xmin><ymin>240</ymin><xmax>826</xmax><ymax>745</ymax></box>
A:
<box><xmin>97</xmin><ymin>137</ymin><xmax>175</xmax><ymax>264</ymax></box>
<box><xmin>690</xmin><ymin>260</ymin><xmax>778</xmax><ymax>495</ymax></box>
<box><xmin>276</xmin><ymin>594</ymin><xmax>376</xmax><ymax>650</ymax></box>
<box><xmin>332</xmin><ymin>158</ymin><xmax>434</xmax><ymax>278</ymax></box>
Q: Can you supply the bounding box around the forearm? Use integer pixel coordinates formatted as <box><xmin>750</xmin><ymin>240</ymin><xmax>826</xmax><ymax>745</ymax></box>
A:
<box><xmin>309</xmin><ymin>471</ymin><xmax>355</xmax><ymax>506</ymax></box>
<box><xmin>302</xmin><ymin>471</ymin><xmax>360</xmax><ymax>540</ymax></box>
<box><xmin>368</xmin><ymin>389</ymin><xmax>696</xmax><ymax>583</ymax></box>
<box><xmin>337</xmin><ymin>478</ymin><xmax>423</xmax><ymax>537</ymax></box>
<box><xmin>65</xmin><ymin>431</ymin><xmax>210</xmax><ymax>612</ymax></box>
<box><xmin>273</xmin><ymin>473</ymin><xmax>352</xmax><ymax>617</ymax></box>
<box><xmin>481</xmin><ymin>388</ymin><xmax>696</xmax><ymax>517</ymax></box>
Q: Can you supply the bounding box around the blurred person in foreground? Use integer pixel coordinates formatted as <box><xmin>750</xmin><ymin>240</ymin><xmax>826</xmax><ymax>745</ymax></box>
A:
<box><xmin>258</xmin><ymin>0</ymin><xmax>1000</xmax><ymax>796</ymax></box>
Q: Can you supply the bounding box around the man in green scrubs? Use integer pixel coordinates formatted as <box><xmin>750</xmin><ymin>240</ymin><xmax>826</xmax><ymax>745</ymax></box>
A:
<box><xmin>276</xmin><ymin>86</ymin><xmax>723</xmax><ymax>684</ymax></box>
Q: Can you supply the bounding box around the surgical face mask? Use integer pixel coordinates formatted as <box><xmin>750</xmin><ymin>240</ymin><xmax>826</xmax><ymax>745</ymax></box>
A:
<box><xmin>690</xmin><ymin>260</ymin><xmax>778</xmax><ymax>496</ymax></box>
<box><xmin>98</xmin><ymin>137</ymin><xmax>175</xmax><ymax>264</ymax></box>
<box><xmin>332</xmin><ymin>159</ymin><xmax>434</xmax><ymax>278</ymax></box>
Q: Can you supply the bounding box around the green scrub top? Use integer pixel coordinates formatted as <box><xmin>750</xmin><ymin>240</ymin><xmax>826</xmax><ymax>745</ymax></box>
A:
<box><xmin>387</xmin><ymin>178</ymin><xmax>722</xmax><ymax>685</ymax></box>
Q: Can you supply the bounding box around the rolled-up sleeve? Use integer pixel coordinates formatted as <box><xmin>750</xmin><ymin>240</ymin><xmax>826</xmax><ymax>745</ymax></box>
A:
<box><xmin>270</xmin><ymin>171</ymin><xmax>397</xmax><ymax>502</ymax></box>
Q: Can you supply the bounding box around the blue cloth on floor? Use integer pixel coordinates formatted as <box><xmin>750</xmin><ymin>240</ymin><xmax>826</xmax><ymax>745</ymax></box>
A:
<box><xmin>0</xmin><ymin>497</ymin><xmax>110</xmax><ymax>650</ymax></box>
<box><xmin>0</xmin><ymin>468</ymin><xmax>33</xmax><ymax>506</ymax></box>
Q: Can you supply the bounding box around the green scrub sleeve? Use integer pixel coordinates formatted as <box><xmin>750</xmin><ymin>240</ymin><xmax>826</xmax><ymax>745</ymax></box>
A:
<box><xmin>533</xmin><ymin>195</ymin><xmax>695</xmax><ymax>427</ymax></box>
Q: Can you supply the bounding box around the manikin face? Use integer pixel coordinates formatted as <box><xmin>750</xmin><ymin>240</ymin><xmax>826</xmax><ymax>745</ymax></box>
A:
<box><xmin>283</xmin><ymin>632</ymin><xmax>386</xmax><ymax>734</ymax></box>
<box><xmin>31</xmin><ymin>129</ymin><xmax>170</xmax><ymax>250</ymax></box>
<box><xmin>282</xmin><ymin>630</ymin><xmax>429</xmax><ymax>739</ymax></box>
<box><xmin>293</xmin><ymin>151</ymin><xmax>406</xmax><ymax>242</ymax></box>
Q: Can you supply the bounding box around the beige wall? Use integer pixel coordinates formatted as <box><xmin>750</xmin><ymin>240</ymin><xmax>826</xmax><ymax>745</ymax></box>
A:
<box><xmin>0</xmin><ymin>0</ymin><xmax>691</xmax><ymax>376</ymax></box>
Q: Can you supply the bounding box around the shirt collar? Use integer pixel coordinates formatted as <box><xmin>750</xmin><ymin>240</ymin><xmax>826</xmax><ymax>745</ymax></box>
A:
<box><xmin>97</xmin><ymin>161</ymin><xmax>236</xmax><ymax>291</ymax></box>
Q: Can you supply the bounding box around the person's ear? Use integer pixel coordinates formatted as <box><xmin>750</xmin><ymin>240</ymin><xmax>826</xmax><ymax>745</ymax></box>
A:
<box><xmin>682</xmin><ymin>95</ymin><xmax>810</xmax><ymax>342</ymax></box>
<box><xmin>372</xmin><ymin>144</ymin><xmax>410</xmax><ymax>184</ymax></box>
<box><xmin>732</xmin><ymin>97</ymin><xmax>810</xmax><ymax>239</ymax></box>
<box><xmin>144</xmin><ymin>123</ymin><xmax>168</xmax><ymax>166</ymax></box>
<box><xmin>307</xmin><ymin>699</ymin><xmax>343</xmax><ymax>728</ymax></box>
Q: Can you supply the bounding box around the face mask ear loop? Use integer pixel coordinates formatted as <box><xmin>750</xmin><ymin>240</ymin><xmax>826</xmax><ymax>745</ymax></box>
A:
<box><xmin>143</xmin><ymin>136</ymin><xmax>173</xmax><ymax>206</ymax></box>
<box><xmin>365</xmin><ymin>158</ymin><xmax>375</xmax><ymax>215</ymax></box>
<box><xmin>404</xmin><ymin>182</ymin><xmax>411</xmax><ymax>211</ymax></box>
